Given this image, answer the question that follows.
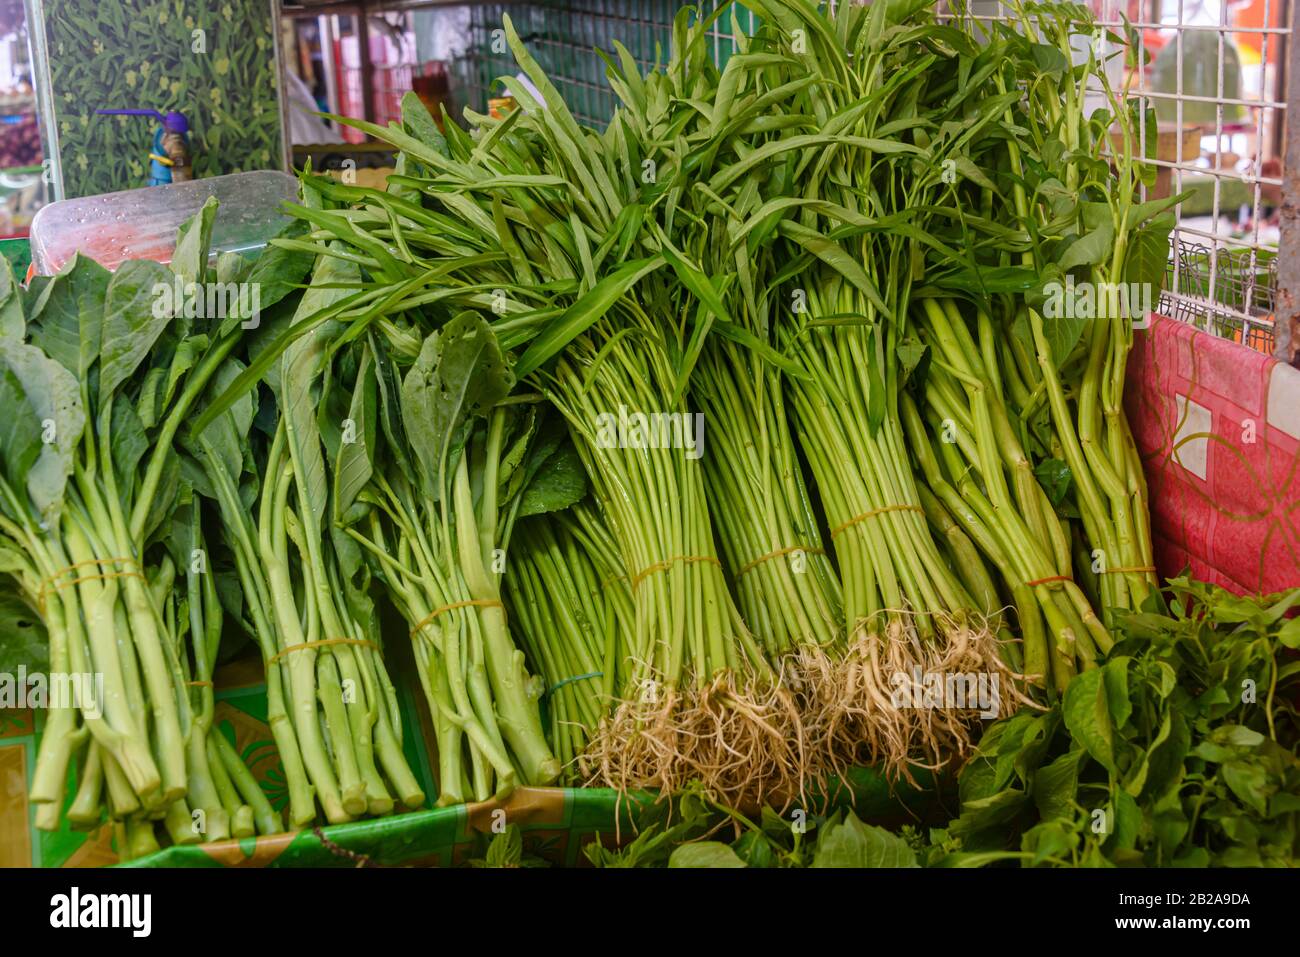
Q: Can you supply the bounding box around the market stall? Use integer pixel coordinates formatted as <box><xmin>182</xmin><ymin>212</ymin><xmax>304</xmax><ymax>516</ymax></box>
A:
<box><xmin>0</xmin><ymin>0</ymin><xmax>1297</xmax><ymax>900</ymax></box>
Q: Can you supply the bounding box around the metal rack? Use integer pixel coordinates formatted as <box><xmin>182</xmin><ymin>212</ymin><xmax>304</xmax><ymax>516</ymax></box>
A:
<box><xmin>1161</xmin><ymin>238</ymin><xmax>1278</xmax><ymax>350</ymax></box>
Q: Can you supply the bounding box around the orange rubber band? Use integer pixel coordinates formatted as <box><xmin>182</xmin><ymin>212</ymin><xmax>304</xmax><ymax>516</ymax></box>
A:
<box><xmin>38</xmin><ymin>553</ymin><xmax>141</xmax><ymax>598</ymax></box>
<box><xmin>38</xmin><ymin>557</ymin><xmax>142</xmax><ymax>606</ymax></box>
<box><xmin>830</xmin><ymin>504</ymin><xmax>925</xmax><ymax>539</ymax></box>
<box><xmin>408</xmin><ymin>599</ymin><xmax>506</xmax><ymax>638</ymax></box>
<box><xmin>1023</xmin><ymin>574</ymin><xmax>1073</xmax><ymax>587</ymax></box>
<box><xmin>268</xmin><ymin>637</ymin><xmax>378</xmax><ymax>664</ymax></box>
<box><xmin>736</xmin><ymin>544</ymin><xmax>825</xmax><ymax>578</ymax></box>
<box><xmin>630</xmin><ymin>554</ymin><xmax>722</xmax><ymax>590</ymax></box>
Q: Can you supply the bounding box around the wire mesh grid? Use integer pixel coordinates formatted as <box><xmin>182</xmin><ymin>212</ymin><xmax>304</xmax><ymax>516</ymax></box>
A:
<box><xmin>1162</xmin><ymin>238</ymin><xmax>1278</xmax><ymax>348</ymax></box>
<box><xmin>465</xmin><ymin>1</ymin><xmax>757</xmax><ymax>126</ymax></box>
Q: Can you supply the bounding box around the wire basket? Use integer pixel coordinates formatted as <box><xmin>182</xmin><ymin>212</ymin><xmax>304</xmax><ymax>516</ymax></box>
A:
<box><xmin>1160</xmin><ymin>239</ymin><xmax>1277</xmax><ymax>354</ymax></box>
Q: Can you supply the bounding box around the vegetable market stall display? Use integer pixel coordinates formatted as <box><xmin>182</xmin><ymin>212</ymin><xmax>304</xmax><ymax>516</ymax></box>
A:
<box><xmin>1</xmin><ymin>0</ymin><xmax>1297</xmax><ymax>869</ymax></box>
<box><xmin>268</xmin><ymin>0</ymin><xmax>1176</xmax><ymax>802</ymax></box>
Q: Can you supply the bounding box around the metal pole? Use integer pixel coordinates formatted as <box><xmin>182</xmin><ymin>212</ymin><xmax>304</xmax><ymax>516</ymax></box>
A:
<box><xmin>271</xmin><ymin>0</ymin><xmax>293</xmax><ymax>169</ymax></box>
<box><xmin>1276</xmin><ymin>0</ymin><xmax>1300</xmax><ymax>365</ymax></box>
<box><xmin>319</xmin><ymin>13</ymin><xmax>340</xmax><ymax>120</ymax></box>
<box><xmin>356</xmin><ymin>4</ymin><xmax>376</xmax><ymax>130</ymax></box>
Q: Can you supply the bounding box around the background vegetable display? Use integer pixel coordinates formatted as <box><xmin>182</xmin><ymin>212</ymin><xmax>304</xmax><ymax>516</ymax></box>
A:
<box><xmin>6</xmin><ymin>0</ymin><xmax>1292</xmax><ymax>871</ymax></box>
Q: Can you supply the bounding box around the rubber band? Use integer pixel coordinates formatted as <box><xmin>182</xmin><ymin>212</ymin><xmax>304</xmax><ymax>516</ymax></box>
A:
<box><xmin>543</xmin><ymin>671</ymin><xmax>604</xmax><ymax>699</ymax></box>
<box><xmin>830</xmin><ymin>504</ymin><xmax>925</xmax><ymax>539</ymax></box>
<box><xmin>38</xmin><ymin>557</ymin><xmax>141</xmax><ymax>604</ymax></box>
<box><xmin>600</xmin><ymin>573</ymin><xmax>627</xmax><ymax>588</ymax></box>
<box><xmin>268</xmin><ymin>637</ymin><xmax>378</xmax><ymax>665</ymax></box>
<box><xmin>1023</xmin><ymin>574</ymin><xmax>1073</xmax><ymax>587</ymax></box>
<box><xmin>630</xmin><ymin>554</ymin><xmax>722</xmax><ymax>590</ymax></box>
<box><xmin>408</xmin><ymin>598</ymin><xmax>506</xmax><ymax>638</ymax></box>
<box><xmin>1100</xmin><ymin>565</ymin><xmax>1156</xmax><ymax>575</ymax></box>
<box><xmin>736</xmin><ymin>544</ymin><xmax>825</xmax><ymax>578</ymax></box>
<box><xmin>186</xmin><ymin>680</ymin><xmax>214</xmax><ymax>688</ymax></box>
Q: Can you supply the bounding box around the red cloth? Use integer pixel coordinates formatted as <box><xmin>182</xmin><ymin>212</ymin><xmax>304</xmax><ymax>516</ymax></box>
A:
<box><xmin>1126</xmin><ymin>314</ymin><xmax>1300</xmax><ymax>595</ymax></box>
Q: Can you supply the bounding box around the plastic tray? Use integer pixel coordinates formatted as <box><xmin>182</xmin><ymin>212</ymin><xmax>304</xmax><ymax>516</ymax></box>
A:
<box><xmin>28</xmin><ymin>170</ymin><xmax>299</xmax><ymax>276</ymax></box>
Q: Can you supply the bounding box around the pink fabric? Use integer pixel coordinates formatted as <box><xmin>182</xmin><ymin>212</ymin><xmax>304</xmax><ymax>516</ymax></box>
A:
<box><xmin>1125</xmin><ymin>314</ymin><xmax>1300</xmax><ymax>595</ymax></box>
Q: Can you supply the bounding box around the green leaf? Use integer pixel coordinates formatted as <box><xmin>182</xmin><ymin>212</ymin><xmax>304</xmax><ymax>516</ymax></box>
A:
<box><xmin>281</xmin><ymin>253</ymin><xmax>359</xmax><ymax>528</ymax></box>
<box><xmin>1102</xmin><ymin>656</ymin><xmax>1132</xmax><ymax>730</ymax></box>
<box><xmin>1214</xmin><ymin>725</ymin><xmax>1266</xmax><ymax>749</ymax></box>
<box><xmin>1030</xmin><ymin>42</ymin><xmax>1070</xmax><ymax>76</ymax></box>
<box><xmin>1220</xmin><ymin>760</ymin><xmax>1271</xmax><ymax>817</ymax></box>
<box><xmin>514</xmin><ymin>257</ymin><xmax>664</xmax><ymax>378</ymax></box>
<box><xmin>1041</xmin><ymin>309</ymin><xmax>1088</xmax><ymax>366</ymax></box>
<box><xmin>0</xmin><ymin>257</ymin><xmax>23</xmax><ymax>339</ymax></box>
<box><xmin>668</xmin><ymin>842</ymin><xmax>747</xmax><ymax>868</ymax></box>
<box><xmin>1124</xmin><ymin>214</ymin><xmax>1175</xmax><ymax>292</ymax></box>
<box><xmin>1022</xmin><ymin>818</ymin><xmax>1078</xmax><ymax>866</ymax></box>
<box><xmin>1107</xmin><ymin>789</ymin><xmax>1141</xmax><ymax>850</ymax></box>
<box><xmin>811</xmin><ymin>812</ymin><xmax>919</xmax><ymax>868</ymax></box>
<box><xmin>0</xmin><ymin>339</ymin><xmax>86</xmax><ymax>525</ymax></box>
<box><xmin>99</xmin><ymin>259</ymin><xmax>177</xmax><ymax>405</ymax></box>
<box><xmin>216</xmin><ymin>250</ymin><xmax>252</xmax><ymax>286</ymax></box>
<box><xmin>25</xmin><ymin>254</ymin><xmax>111</xmax><ymax>377</ymax></box>
<box><xmin>944</xmin><ymin>265</ymin><xmax>1042</xmax><ymax>295</ymax></box>
<box><xmin>1062</xmin><ymin>667</ymin><xmax>1116</xmax><ymax>773</ymax></box>
<box><xmin>402</xmin><ymin>312</ymin><xmax>513</xmax><ymax>501</ymax></box>
<box><xmin>1277</xmin><ymin>615</ymin><xmax>1300</xmax><ymax>649</ymax></box>
<box><xmin>778</xmin><ymin>220</ymin><xmax>892</xmax><ymax>320</ymax></box>
<box><xmin>1058</xmin><ymin>221</ymin><xmax>1115</xmax><ymax>272</ymax></box>
<box><xmin>172</xmin><ymin>196</ymin><xmax>219</xmax><ymax>285</ymax></box>
<box><xmin>0</xmin><ymin>587</ymin><xmax>47</xmax><ymax>673</ymax></box>
<box><xmin>731</xmin><ymin>830</ymin><xmax>779</xmax><ymax>868</ymax></box>
<box><xmin>0</xmin><ymin>364</ymin><xmax>44</xmax><ymax>522</ymax></box>
<box><xmin>140</xmin><ymin>335</ymin><xmax>209</xmax><ymax>429</ymax></box>
<box><xmin>220</xmin><ymin>220</ymin><xmax>316</xmax><ymax>336</ymax></box>
<box><xmin>481</xmin><ymin>825</ymin><xmax>524</xmax><ymax>868</ymax></box>
<box><xmin>400</xmin><ymin>90</ymin><xmax>448</xmax><ymax>160</ymax></box>
<box><xmin>517</xmin><ymin>440</ymin><xmax>587</xmax><ymax>518</ymax></box>
<box><xmin>1033</xmin><ymin>458</ymin><xmax>1072</xmax><ymax>505</ymax></box>
<box><xmin>1032</xmin><ymin>748</ymin><xmax>1086</xmax><ymax>821</ymax></box>
<box><xmin>1143</xmin><ymin>710</ymin><xmax>1189</xmax><ymax>801</ymax></box>
<box><xmin>109</xmin><ymin>396</ymin><xmax>148</xmax><ymax>491</ymax></box>
<box><xmin>897</xmin><ymin>338</ymin><xmax>929</xmax><ymax>386</ymax></box>
<box><xmin>332</xmin><ymin>349</ymin><xmax>376</xmax><ymax>522</ymax></box>
<box><xmin>190</xmin><ymin>358</ymin><xmax>257</xmax><ymax>489</ymax></box>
